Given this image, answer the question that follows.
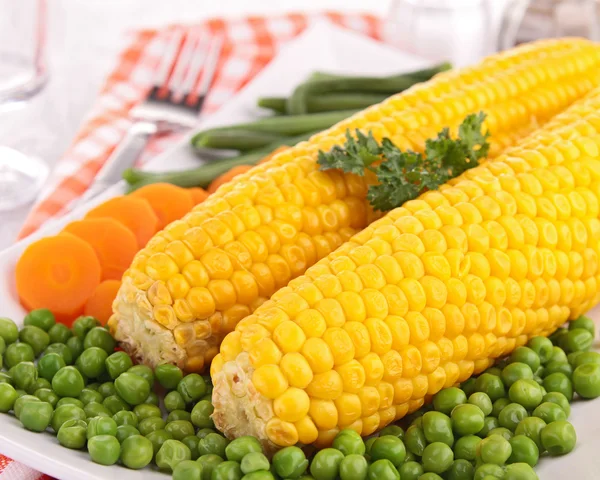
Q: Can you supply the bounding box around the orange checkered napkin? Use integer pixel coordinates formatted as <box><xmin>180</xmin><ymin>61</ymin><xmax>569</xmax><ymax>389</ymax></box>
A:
<box><xmin>17</xmin><ymin>11</ymin><xmax>381</xmax><ymax>240</ymax></box>
<box><xmin>4</xmin><ymin>11</ymin><xmax>381</xmax><ymax>480</ymax></box>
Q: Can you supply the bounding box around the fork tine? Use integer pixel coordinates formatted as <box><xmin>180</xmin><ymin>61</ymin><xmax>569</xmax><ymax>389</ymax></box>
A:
<box><xmin>149</xmin><ymin>29</ymin><xmax>183</xmax><ymax>101</ymax></box>
<box><xmin>169</xmin><ymin>30</ymin><xmax>201</xmax><ymax>99</ymax></box>
<box><xmin>177</xmin><ymin>30</ymin><xmax>209</xmax><ymax>102</ymax></box>
<box><xmin>191</xmin><ymin>34</ymin><xmax>224</xmax><ymax>112</ymax></box>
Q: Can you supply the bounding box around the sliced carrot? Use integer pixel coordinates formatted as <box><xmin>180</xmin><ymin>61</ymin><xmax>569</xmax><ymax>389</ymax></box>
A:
<box><xmin>15</xmin><ymin>233</ymin><xmax>101</xmax><ymax>325</ymax></box>
<box><xmin>130</xmin><ymin>183</ymin><xmax>195</xmax><ymax>230</ymax></box>
<box><xmin>188</xmin><ymin>187</ymin><xmax>210</xmax><ymax>205</ymax></box>
<box><xmin>258</xmin><ymin>145</ymin><xmax>290</xmax><ymax>164</ymax></box>
<box><xmin>84</xmin><ymin>280</ymin><xmax>121</xmax><ymax>325</ymax></box>
<box><xmin>62</xmin><ymin>218</ymin><xmax>138</xmax><ymax>281</ymax></box>
<box><xmin>85</xmin><ymin>195</ymin><xmax>159</xmax><ymax>248</ymax></box>
<box><xmin>208</xmin><ymin>165</ymin><xmax>254</xmax><ymax>194</ymax></box>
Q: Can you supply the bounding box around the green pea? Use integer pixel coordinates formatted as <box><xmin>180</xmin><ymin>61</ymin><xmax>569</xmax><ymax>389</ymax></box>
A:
<box><xmin>454</xmin><ymin>435</ymin><xmax>481</xmax><ymax>461</ymax></box>
<box><xmin>460</xmin><ymin>378</ymin><xmax>477</xmax><ymax>397</ymax></box>
<box><xmin>72</xmin><ymin>315</ymin><xmax>100</xmax><ymax>338</ymax></box>
<box><xmin>51</xmin><ymin>404</ymin><xmax>86</xmax><ymax>432</ymax></box>
<box><xmin>98</xmin><ymin>381</ymin><xmax>116</xmax><ymax>398</ymax></box>
<box><xmin>485</xmin><ymin>367</ymin><xmax>503</xmax><ymax>377</ymax></box>
<box><xmin>445</xmin><ymin>459</ymin><xmax>475</xmax><ymax>480</ymax></box>
<box><xmin>310</xmin><ymin>448</ymin><xmax>345</xmax><ymax>480</ymax></box>
<box><xmin>514</xmin><ymin>416</ymin><xmax>546</xmax><ymax>451</ymax></box>
<box><xmin>183</xmin><ymin>435</ymin><xmax>200</xmax><ymax>460</ymax></box>
<box><xmin>35</xmin><ymin>388</ymin><xmax>59</xmax><ymax>407</ymax></box>
<box><xmin>0</xmin><ymin>372</ymin><xmax>12</xmax><ymax>386</ymax></box>
<box><xmin>52</xmin><ymin>366</ymin><xmax>85</xmax><ymax>398</ymax></box>
<box><xmin>212</xmin><ymin>461</ymin><xmax>243</xmax><ymax>480</ymax></box>
<box><xmin>542</xmin><ymin>392</ymin><xmax>570</xmax><ymax>417</ymax></box>
<box><xmin>44</xmin><ymin>343</ymin><xmax>74</xmax><ymax>365</ymax></box>
<box><xmin>398</xmin><ymin>461</ymin><xmax>423</xmax><ymax>480</ymax></box>
<box><xmin>572</xmin><ymin>362</ymin><xmax>600</xmax><ymax>399</ymax></box>
<box><xmin>564</xmin><ymin>328</ymin><xmax>593</xmax><ymax>353</ymax></box>
<box><xmin>57</xmin><ymin>419</ymin><xmax>87</xmax><ymax>449</ymax></box>
<box><xmin>417</xmin><ymin>474</ymin><xmax>442</xmax><ymax>480</ymax></box>
<box><xmin>543</xmin><ymin>361</ymin><xmax>573</xmax><ymax>378</ymax></box>
<box><xmin>83</xmin><ymin>327</ymin><xmax>116</xmax><ymax>354</ymax></box>
<box><xmin>22</xmin><ymin>309</ymin><xmax>54</xmax><ymax>332</ymax></box>
<box><xmin>88</xmin><ymin>434</ymin><xmax>120</xmax><ymax>465</ymax></box>
<box><xmin>499</xmin><ymin>403</ymin><xmax>528</xmax><ymax>432</ymax></box>
<box><xmin>177</xmin><ymin>373</ymin><xmax>207</xmax><ymax>403</ymax></box>
<box><xmin>468</xmin><ymin>392</ymin><xmax>493</xmax><ymax>416</ymax></box>
<box><xmin>103</xmin><ymin>351</ymin><xmax>132</xmax><ymax>379</ymax></box>
<box><xmin>78</xmin><ymin>388</ymin><xmax>103</xmax><ymax>405</ymax></box>
<box><xmin>509</xmin><ymin>347</ymin><xmax>541</xmax><ymax>372</ymax></box>
<box><xmin>198</xmin><ymin>454</ymin><xmax>224</xmax><ymax>480</ymax></box>
<box><xmin>433</xmin><ymin>387</ymin><xmax>467</xmax><ymax>415</ymax></box>
<box><xmin>164</xmin><ymin>390</ymin><xmax>186</xmax><ymax>412</ymax></box>
<box><xmin>145</xmin><ymin>391</ymin><xmax>159</xmax><ymax>406</ymax></box>
<box><xmin>84</xmin><ymin>401</ymin><xmax>111</xmax><ymax>418</ymax></box>
<box><xmin>197</xmin><ymin>428</ymin><xmax>217</xmax><ymax>439</ymax></box>
<box><xmin>491</xmin><ymin>398</ymin><xmax>510</xmax><ymax>418</ymax></box>
<box><xmin>191</xmin><ymin>399</ymin><xmax>215</xmax><ymax>429</ymax></box>
<box><xmin>166</xmin><ymin>420</ymin><xmax>195</xmax><ymax>441</ymax></box>
<box><xmin>66</xmin><ymin>336</ymin><xmax>84</xmax><ymax>361</ymax></box>
<box><xmin>87</xmin><ymin>416</ymin><xmax>118</xmax><ymax>439</ymax></box>
<box><xmin>527</xmin><ymin>336</ymin><xmax>553</xmax><ymax>364</ymax></box>
<box><xmin>504</xmin><ymin>462</ymin><xmax>538</xmax><ymax>480</ymax></box>
<box><xmin>0</xmin><ymin>317</ymin><xmax>19</xmax><ymax>344</ymax></box>
<box><xmin>379</xmin><ymin>425</ymin><xmax>404</xmax><ymax>439</ymax></box>
<box><xmin>479</xmin><ymin>416</ymin><xmax>499</xmax><ymax>437</ymax></box>
<box><xmin>451</xmin><ymin>403</ymin><xmax>485</xmax><ymax>436</ymax></box>
<box><xmin>569</xmin><ymin>315</ymin><xmax>595</xmax><ymax>335</ymax></box>
<box><xmin>56</xmin><ymin>397</ymin><xmax>84</xmax><ymax>409</ymax></box>
<box><xmin>332</xmin><ymin>429</ymin><xmax>366</xmax><ymax>456</ymax></box>
<box><xmin>272</xmin><ymin>446</ymin><xmax>308</xmax><ymax>478</ymax></box>
<box><xmin>103</xmin><ymin>395</ymin><xmax>130</xmax><ymax>415</ymax></box>
<box><xmin>156</xmin><ymin>439</ymin><xmax>192</xmax><ymax>472</ymax></box>
<box><xmin>133</xmin><ymin>402</ymin><xmax>162</xmax><ymax>420</ymax></box>
<box><xmin>116</xmin><ymin>425</ymin><xmax>140</xmax><ymax>444</ymax></box>
<box><xmin>543</xmin><ymin>372</ymin><xmax>573</xmax><ymax>401</ymax></box>
<box><xmin>226</xmin><ymin>435</ymin><xmax>262</xmax><ymax>462</ymax></box>
<box><xmin>541</xmin><ymin>420</ymin><xmax>576</xmax><ymax>455</ymax></box>
<box><xmin>4</xmin><ymin>342</ymin><xmax>35</xmax><ymax>369</ymax></box>
<box><xmin>339</xmin><ymin>454</ymin><xmax>368</xmax><ymax>480</ymax></box>
<box><xmin>146</xmin><ymin>429</ymin><xmax>173</xmax><ymax>456</ymax></box>
<box><xmin>167</xmin><ymin>410</ymin><xmax>191</xmax><ymax>423</ymax></box>
<box><xmin>487</xmin><ymin>427</ymin><xmax>513</xmax><ymax>441</ymax></box>
<box><xmin>127</xmin><ymin>364</ymin><xmax>154</xmax><ymax>386</ymax></box>
<box><xmin>366</xmin><ymin>459</ymin><xmax>399</xmax><ymax>480</ymax></box>
<box><xmin>477</xmin><ymin>434</ymin><xmax>512</xmax><ymax>465</ymax></box>
<box><xmin>31</xmin><ymin>378</ymin><xmax>51</xmax><ymax>393</ymax></box>
<box><xmin>422</xmin><ymin>411</ymin><xmax>454</xmax><ymax>446</ymax></box>
<box><xmin>13</xmin><ymin>394</ymin><xmax>40</xmax><ymax>419</ymax></box>
<box><xmin>404</xmin><ymin>425</ymin><xmax>426</xmax><ymax>456</ymax></box>
<box><xmin>113</xmin><ymin>410</ymin><xmax>138</xmax><ymax>427</ymax></box>
<box><xmin>0</xmin><ymin>337</ymin><xmax>4</xmax><ymax>359</ymax></box>
<box><xmin>548</xmin><ymin>346</ymin><xmax>569</xmax><ymax>364</ymax></box>
<box><xmin>120</xmin><ymin>434</ymin><xmax>153</xmax><ymax>469</ymax></box>
<box><xmin>139</xmin><ymin>416</ymin><xmax>166</xmax><ymax>436</ymax></box>
<box><xmin>532</xmin><ymin>402</ymin><xmax>567</xmax><ymax>424</ymax></box>
<box><xmin>507</xmin><ymin>434</ymin><xmax>539</xmax><ymax>467</ymax></box>
<box><xmin>475</xmin><ymin>374</ymin><xmax>506</xmax><ymax>402</ymax></box>
<box><xmin>508</xmin><ymin>379</ymin><xmax>543</xmax><ymax>410</ymax></box>
<box><xmin>174</xmin><ymin>460</ymin><xmax>203</xmax><ymax>480</ymax></box>
<box><xmin>19</xmin><ymin>325</ymin><xmax>50</xmax><ymax>356</ymax></box>
<box><xmin>474</xmin><ymin>463</ymin><xmax>504</xmax><ymax>480</ymax></box>
<box><xmin>422</xmin><ymin>442</ymin><xmax>454</xmax><ymax>474</ymax></box>
<box><xmin>570</xmin><ymin>351</ymin><xmax>600</xmax><ymax>370</ymax></box>
<box><xmin>199</xmin><ymin>433</ymin><xmax>230</xmax><ymax>458</ymax></box>
<box><xmin>369</xmin><ymin>435</ymin><xmax>406</xmax><ymax>467</ymax></box>
<box><xmin>501</xmin><ymin>362</ymin><xmax>533</xmax><ymax>388</ymax></box>
<box><xmin>549</xmin><ymin>327</ymin><xmax>568</xmax><ymax>346</ymax></box>
<box><xmin>48</xmin><ymin>323</ymin><xmax>72</xmax><ymax>345</ymax></box>
<box><xmin>19</xmin><ymin>400</ymin><xmax>52</xmax><ymax>432</ymax></box>
<box><xmin>155</xmin><ymin>363</ymin><xmax>184</xmax><ymax>390</ymax></box>
<box><xmin>11</xmin><ymin>361</ymin><xmax>38</xmax><ymax>392</ymax></box>
<box><xmin>0</xmin><ymin>383</ymin><xmax>18</xmax><ymax>412</ymax></box>
<box><xmin>76</xmin><ymin>347</ymin><xmax>108</xmax><ymax>378</ymax></box>
<box><xmin>115</xmin><ymin>372</ymin><xmax>150</xmax><ymax>405</ymax></box>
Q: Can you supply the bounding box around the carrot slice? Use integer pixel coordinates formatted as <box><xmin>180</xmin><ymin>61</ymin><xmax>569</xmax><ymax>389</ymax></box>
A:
<box><xmin>85</xmin><ymin>195</ymin><xmax>158</xmax><ymax>248</ymax></box>
<box><xmin>208</xmin><ymin>165</ymin><xmax>254</xmax><ymax>194</ymax></box>
<box><xmin>130</xmin><ymin>183</ymin><xmax>195</xmax><ymax>230</ymax></box>
<box><xmin>188</xmin><ymin>187</ymin><xmax>210</xmax><ymax>205</ymax></box>
<box><xmin>62</xmin><ymin>218</ymin><xmax>138</xmax><ymax>281</ymax></box>
<box><xmin>84</xmin><ymin>280</ymin><xmax>121</xmax><ymax>325</ymax></box>
<box><xmin>15</xmin><ymin>234</ymin><xmax>101</xmax><ymax>325</ymax></box>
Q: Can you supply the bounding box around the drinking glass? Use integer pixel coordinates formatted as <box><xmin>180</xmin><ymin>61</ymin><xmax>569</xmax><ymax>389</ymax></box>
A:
<box><xmin>0</xmin><ymin>0</ymin><xmax>49</xmax><ymax>211</ymax></box>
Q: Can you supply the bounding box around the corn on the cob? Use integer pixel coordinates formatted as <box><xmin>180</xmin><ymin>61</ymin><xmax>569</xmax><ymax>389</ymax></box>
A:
<box><xmin>110</xmin><ymin>38</ymin><xmax>600</xmax><ymax>373</ymax></box>
<box><xmin>211</xmin><ymin>86</ymin><xmax>600</xmax><ymax>451</ymax></box>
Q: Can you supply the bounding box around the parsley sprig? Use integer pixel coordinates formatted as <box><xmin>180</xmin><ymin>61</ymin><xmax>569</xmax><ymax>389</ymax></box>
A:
<box><xmin>317</xmin><ymin>112</ymin><xmax>490</xmax><ymax>211</ymax></box>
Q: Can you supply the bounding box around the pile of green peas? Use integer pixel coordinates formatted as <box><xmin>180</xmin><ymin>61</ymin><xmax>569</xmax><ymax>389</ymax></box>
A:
<box><xmin>0</xmin><ymin>309</ymin><xmax>598</xmax><ymax>480</ymax></box>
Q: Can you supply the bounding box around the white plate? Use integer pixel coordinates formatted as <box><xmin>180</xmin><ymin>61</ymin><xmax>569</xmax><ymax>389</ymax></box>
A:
<box><xmin>0</xmin><ymin>22</ymin><xmax>436</xmax><ymax>479</ymax></box>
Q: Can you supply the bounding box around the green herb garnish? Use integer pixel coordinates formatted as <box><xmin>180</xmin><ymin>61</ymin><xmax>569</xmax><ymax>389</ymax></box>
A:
<box><xmin>317</xmin><ymin>112</ymin><xmax>490</xmax><ymax>211</ymax></box>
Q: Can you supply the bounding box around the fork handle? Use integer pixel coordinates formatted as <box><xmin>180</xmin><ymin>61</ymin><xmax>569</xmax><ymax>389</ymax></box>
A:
<box><xmin>76</xmin><ymin>121</ymin><xmax>158</xmax><ymax>207</ymax></box>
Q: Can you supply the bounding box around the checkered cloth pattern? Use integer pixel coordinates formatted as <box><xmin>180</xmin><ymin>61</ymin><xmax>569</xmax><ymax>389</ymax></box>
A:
<box><xmin>3</xmin><ymin>11</ymin><xmax>382</xmax><ymax>480</ymax></box>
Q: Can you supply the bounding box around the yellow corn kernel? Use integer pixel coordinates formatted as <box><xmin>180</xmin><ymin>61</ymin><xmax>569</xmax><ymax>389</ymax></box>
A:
<box><xmin>252</xmin><ymin>365</ymin><xmax>288</xmax><ymax>399</ymax></box>
<box><xmin>274</xmin><ymin>387</ymin><xmax>310</xmax><ymax>422</ymax></box>
<box><xmin>280</xmin><ymin>352</ymin><xmax>314</xmax><ymax>389</ymax></box>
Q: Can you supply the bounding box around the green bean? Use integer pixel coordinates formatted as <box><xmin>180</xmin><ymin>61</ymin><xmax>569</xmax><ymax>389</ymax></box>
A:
<box><xmin>258</xmin><ymin>93</ymin><xmax>390</xmax><ymax>114</ymax></box>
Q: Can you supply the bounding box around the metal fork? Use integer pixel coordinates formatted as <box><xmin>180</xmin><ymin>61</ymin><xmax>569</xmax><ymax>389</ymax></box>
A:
<box><xmin>75</xmin><ymin>30</ymin><xmax>224</xmax><ymax>206</ymax></box>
